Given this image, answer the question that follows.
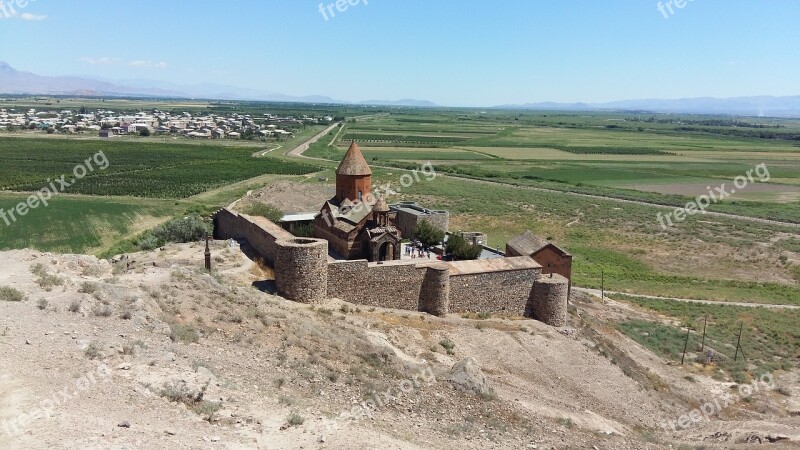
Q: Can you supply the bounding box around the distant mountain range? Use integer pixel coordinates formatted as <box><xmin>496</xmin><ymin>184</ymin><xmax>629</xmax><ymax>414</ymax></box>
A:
<box><xmin>495</xmin><ymin>97</ymin><xmax>800</xmax><ymax>117</ymax></box>
<box><xmin>2</xmin><ymin>61</ymin><xmax>799</xmax><ymax>115</ymax></box>
<box><xmin>0</xmin><ymin>62</ymin><xmax>434</xmax><ymax>107</ymax></box>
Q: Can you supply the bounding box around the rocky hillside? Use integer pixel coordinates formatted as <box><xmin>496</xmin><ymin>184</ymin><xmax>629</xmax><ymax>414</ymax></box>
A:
<box><xmin>0</xmin><ymin>243</ymin><xmax>797</xmax><ymax>449</ymax></box>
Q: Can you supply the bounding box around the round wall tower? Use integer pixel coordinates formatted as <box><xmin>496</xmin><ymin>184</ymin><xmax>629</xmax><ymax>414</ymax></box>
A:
<box><xmin>274</xmin><ymin>238</ymin><xmax>328</xmax><ymax>303</ymax></box>
<box><xmin>528</xmin><ymin>273</ymin><xmax>569</xmax><ymax>327</ymax></box>
<box><xmin>420</xmin><ymin>263</ymin><xmax>450</xmax><ymax>316</ymax></box>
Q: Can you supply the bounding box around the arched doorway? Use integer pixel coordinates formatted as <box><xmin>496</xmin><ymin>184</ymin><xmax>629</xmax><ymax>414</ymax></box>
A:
<box><xmin>379</xmin><ymin>242</ymin><xmax>395</xmax><ymax>262</ymax></box>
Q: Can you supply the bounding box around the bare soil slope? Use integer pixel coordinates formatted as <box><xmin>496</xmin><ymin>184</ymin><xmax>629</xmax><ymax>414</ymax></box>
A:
<box><xmin>0</xmin><ymin>244</ymin><xmax>797</xmax><ymax>449</ymax></box>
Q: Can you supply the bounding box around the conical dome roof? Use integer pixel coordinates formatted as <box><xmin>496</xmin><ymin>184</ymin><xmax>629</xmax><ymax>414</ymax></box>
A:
<box><xmin>374</xmin><ymin>197</ymin><xmax>389</xmax><ymax>212</ymax></box>
<box><xmin>336</xmin><ymin>141</ymin><xmax>372</xmax><ymax>176</ymax></box>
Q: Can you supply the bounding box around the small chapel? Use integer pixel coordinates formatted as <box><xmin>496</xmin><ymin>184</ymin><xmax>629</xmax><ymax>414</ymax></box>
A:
<box><xmin>313</xmin><ymin>141</ymin><xmax>402</xmax><ymax>261</ymax></box>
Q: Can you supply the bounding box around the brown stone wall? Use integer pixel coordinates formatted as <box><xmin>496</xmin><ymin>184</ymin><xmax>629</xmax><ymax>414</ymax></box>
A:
<box><xmin>532</xmin><ymin>247</ymin><xmax>573</xmax><ymax>282</ymax></box>
<box><xmin>327</xmin><ymin>261</ymin><xmax>428</xmax><ymax>311</ymax></box>
<box><xmin>448</xmin><ymin>268</ymin><xmax>540</xmax><ymax>316</ymax></box>
<box><xmin>528</xmin><ymin>273</ymin><xmax>569</xmax><ymax>327</ymax></box>
<box><xmin>275</xmin><ymin>238</ymin><xmax>329</xmax><ymax>304</ymax></box>
<box><xmin>336</xmin><ymin>174</ymin><xmax>371</xmax><ymax>203</ymax></box>
<box><xmin>213</xmin><ymin>209</ymin><xmax>294</xmax><ymax>265</ymax></box>
<box><xmin>420</xmin><ymin>264</ymin><xmax>450</xmax><ymax>316</ymax></box>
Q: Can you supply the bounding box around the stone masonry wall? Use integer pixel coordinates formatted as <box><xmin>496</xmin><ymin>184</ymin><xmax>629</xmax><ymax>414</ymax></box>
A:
<box><xmin>528</xmin><ymin>273</ymin><xmax>569</xmax><ymax>327</ymax></box>
<box><xmin>214</xmin><ymin>208</ymin><xmax>294</xmax><ymax>265</ymax></box>
<box><xmin>327</xmin><ymin>260</ymin><xmax>542</xmax><ymax>317</ymax></box>
<box><xmin>327</xmin><ymin>260</ymin><xmax>427</xmax><ymax>311</ymax></box>
<box><xmin>448</xmin><ymin>268</ymin><xmax>541</xmax><ymax>316</ymax></box>
<box><xmin>215</xmin><ymin>208</ymin><xmax>563</xmax><ymax>326</ymax></box>
<box><xmin>275</xmin><ymin>238</ymin><xmax>329</xmax><ymax>304</ymax></box>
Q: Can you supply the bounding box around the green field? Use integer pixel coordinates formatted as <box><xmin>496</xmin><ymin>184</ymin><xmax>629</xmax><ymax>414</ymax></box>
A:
<box><xmin>1</xmin><ymin>100</ymin><xmax>799</xmax><ymax>311</ymax></box>
<box><xmin>0</xmin><ymin>126</ymin><xmax>327</xmax><ymax>252</ymax></box>
<box><xmin>381</xmin><ymin>169</ymin><xmax>800</xmax><ymax>305</ymax></box>
<box><xmin>0</xmin><ymin>137</ymin><xmax>321</xmax><ymax>198</ymax></box>
<box><xmin>614</xmin><ymin>295</ymin><xmax>800</xmax><ymax>381</ymax></box>
<box><xmin>310</xmin><ymin>112</ymin><xmax>800</xmax><ymax>223</ymax></box>
<box><xmin>0</xmin><ymin>192</ymin><xmax>184</xmax><ymax>254</ymax></box>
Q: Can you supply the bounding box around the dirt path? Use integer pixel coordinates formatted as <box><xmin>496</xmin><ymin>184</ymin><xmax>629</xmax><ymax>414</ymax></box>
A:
<box><xmin>574</xmin><ymin>287</ymin><xmax>800</xmax><ymax>310</ymax></box>
<box><xmin>227</xmin><ymin>190</ymin><xmax>252</xmax><ymax>210</ymax></box>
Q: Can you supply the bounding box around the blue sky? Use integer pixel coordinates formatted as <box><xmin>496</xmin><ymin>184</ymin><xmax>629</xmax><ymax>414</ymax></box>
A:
<box><xmin>1</xmin><ymin>0</ymin><xmax>798</xmax><ymax>106</ymax></box>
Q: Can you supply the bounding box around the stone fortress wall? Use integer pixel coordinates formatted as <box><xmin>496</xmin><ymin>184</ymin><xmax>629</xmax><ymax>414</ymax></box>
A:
<box><xmin>213</xmin><ymin>208</ymin><xmax>295</xmax><ymax>266</ymax></box>
<box><xmin>214</xmin><ymin>208</ymin><xmax>569</xmax><ymax>326</ymax></box>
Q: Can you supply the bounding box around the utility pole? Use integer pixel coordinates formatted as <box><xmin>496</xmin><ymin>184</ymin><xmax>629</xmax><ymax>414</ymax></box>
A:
<box><xmin>681</xmin><ymin>326</ymin><xmax>692</xmax><ymax>365</ymax></box>
<box><xmin>734</xmin><ymin>322</ymin><xmax>745</xmax><ymax>362</ymax></box>
<box><xmin>601</xmin><ymin>268</ymin><xmax>605</xmax><ymax>304</ymax></box>
<box><xmin>204</xmin><ymin>236</ymin><xmax>212</xmax><ymax>271</ymax></box>
<box><xmin>700</xmin><ymin>315</ymin><xmax>708</xmax><ymax>352</ymax></box>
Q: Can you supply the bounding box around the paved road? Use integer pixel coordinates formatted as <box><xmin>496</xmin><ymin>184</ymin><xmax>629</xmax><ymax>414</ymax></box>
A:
<box><xmin>574</xmin><ymin>287</ymin><xmax>800</xmax><ymax>310</ymax></box>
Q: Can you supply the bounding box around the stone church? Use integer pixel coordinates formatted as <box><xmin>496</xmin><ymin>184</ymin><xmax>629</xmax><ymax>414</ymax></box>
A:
<box><xmin>313</xmin><ymin>142</ymin><xmax>402</xmax><ymax>261</ymax></box>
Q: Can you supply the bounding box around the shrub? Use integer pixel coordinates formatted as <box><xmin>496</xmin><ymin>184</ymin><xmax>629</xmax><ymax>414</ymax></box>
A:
<box><xmin>30</xmin><ymin>264</ymin><xmax>64</xmax><ymax>290</ymax></box>
<box><xmin>0</xmin><ymin>286</ymin><xmax>25</xmax><ymax>302</ymax></box>
<box><xmin>413</xmin><ymin>220</ymin><xmax>445</xmax><ymax>247</ymax></box>
<box><xmin>68</xmin><ymin>300</ymin><xmax>81</xmax><ymax>313</ymax></box>
<box><xmin>558</xmin><ymin>417</ymin><xmax>575</xmax><ymax>429</ymax></box>
<box><xmin>479</xmin><ymin>389</ymin><xmax>499</xmax><ymax>401</ymax></box>
<box><xmin>37</xmin><ymin>298</ymin><xmax>48</xmax><ymax>310</ymax></box>
<box><xmin>161</xmin><ymin>381</ymin><xmax>193</xmax><ymax>403</ymax></box>
<box><xmin>192</xmin><ymin>400</ymin><xmax>221</xmax><ymax>421</ymax></box>
<box><xmin>439</xmin><ymin>339</ymin><xmax>456</xmax><ymax>355</ymax></box>
<box><xmin>137</xmin><ymin>214</ymin><xmax>212</xmax><ymax>251</ymax></box>
<box><xmin>240</xmin><ymin>203</ymin><xmax>283</xmax><ymax>223</ymax></box>
<box><xmin>291</xmin><ymin>223</ymin><xmax>314</xmax><ymax>238</ymax></box>
<box><xmin>286</xmin><ymin>413</ymin><xmax>305</xmax><ymax>427</ymax></box>
<box><xmin>84</xmin><ymin>342</ymin><xmax>102</xmax><ymax>359</ymax></box>
<box><xmin>79</xmin><ymin>282</ymin><xmax>98</xmax><ymax>294</ymax></box>
<box><xmin>169</xmin><ymin>323</ymin><xmax>200</xmax><ymax>344</ymax></box>
<box><xmin>92</xmin><ymin>305</ymin><xmax>113</xmax><ymax>317</ymax></box>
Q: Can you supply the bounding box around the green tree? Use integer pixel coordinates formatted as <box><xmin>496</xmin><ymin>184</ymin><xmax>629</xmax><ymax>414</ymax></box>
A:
<box><xmin>413</xmin><ymin>220</ymin><xmax>444</xmax><ymax>248</ymax></box>
<box><xmin>139</xmin><ymin>128</ymin><xmax>151</xmax><ymax>137</ymax></box>
<box><xmin>446</xmin><ymin>233</ymin><xmax>482</xmax><ymax>261</ymax></box>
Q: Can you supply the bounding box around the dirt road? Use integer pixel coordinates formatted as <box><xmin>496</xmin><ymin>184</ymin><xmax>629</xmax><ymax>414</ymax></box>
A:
<box><xmin>284</xmin><ymin>123</ymin><xmax>341</xmax><ymax>157</ymax></box>
<box><xmin>575</xmin><ymin>287</ymin><xmax>800</xmax><ymax>310</ymax></box>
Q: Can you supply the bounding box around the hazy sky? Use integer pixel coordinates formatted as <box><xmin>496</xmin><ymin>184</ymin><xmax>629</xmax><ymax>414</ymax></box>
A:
<box><xmin>1</xmin><ymin>0</ymin><xmax>798</xmax><ymax>106</ymax></box>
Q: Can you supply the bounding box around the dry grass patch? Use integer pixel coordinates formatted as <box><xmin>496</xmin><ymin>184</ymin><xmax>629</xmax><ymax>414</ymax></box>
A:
<box><xmin>0</xmin><ymin>286</ymin><xmax>25</xmax><ymax>302</ymax></box>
